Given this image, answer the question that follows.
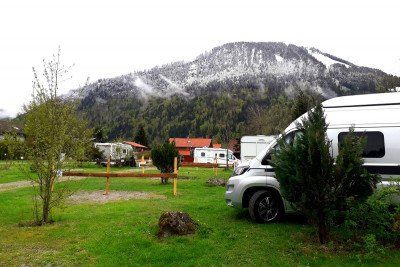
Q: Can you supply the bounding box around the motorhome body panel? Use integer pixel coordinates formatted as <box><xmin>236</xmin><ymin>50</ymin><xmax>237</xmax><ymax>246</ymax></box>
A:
<box><xmin>227</xmin><ymin>92</ymin><xmax>400</xmax><ymax>214</ymax></box>
<box><xmin>193</xmin><ymin>148</ymin><xmax>238</xmax><ymax>166</ymax></box>
<box><xmin>240</xmin><ymin>135</ymin><xmax>276</xmax><ymax>162</ymax></box>
<box><xmin>94</xmin><ymin>142</ymin><xmax>133</xmax><ymax>160</ymax></box>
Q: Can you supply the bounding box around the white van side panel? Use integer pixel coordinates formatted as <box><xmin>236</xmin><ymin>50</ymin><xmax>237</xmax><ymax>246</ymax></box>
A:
<box><xmin>194</xmin><ymin>148</ymin><xmax>237</xmax><ymax>166</ymax></box>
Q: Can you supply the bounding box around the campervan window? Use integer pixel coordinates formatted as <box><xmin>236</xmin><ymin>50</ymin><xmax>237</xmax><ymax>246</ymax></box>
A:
<box><xmin>219</xmin><ymin>153</ymin><xmax>225</xmax><ymax>158</ymax></box>
<box><xmin>261</xmin><ymin>130</ymin><xmax>303</xmax><ymax>165</ymax></box>
<box><xmin>338</xmin><ymin>131</ymin><xmax>385</xmax><ymax>158</ymax></box>
<box><xmin>201</xmin><ymin>152</ymin><xmax>205</xmax><ymax>157</ymax></box>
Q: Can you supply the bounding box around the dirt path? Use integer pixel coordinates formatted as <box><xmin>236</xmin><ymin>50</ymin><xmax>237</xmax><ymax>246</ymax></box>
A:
<box><xmin>0</xmin><ymin>176</ymin><xmax>89</xmax><ymax>193</ymax></box>
<box><xmin>68</xmin><ymin>190</ymin><xmax>166</xmax><ymax>204</ymax></box>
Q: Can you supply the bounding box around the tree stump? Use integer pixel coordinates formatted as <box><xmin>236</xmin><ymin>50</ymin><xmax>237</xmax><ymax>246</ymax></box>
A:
<box><xmin>157</xmin><ymin>211</ymin><xmax>197</xmax><ymax>237</ymax></box>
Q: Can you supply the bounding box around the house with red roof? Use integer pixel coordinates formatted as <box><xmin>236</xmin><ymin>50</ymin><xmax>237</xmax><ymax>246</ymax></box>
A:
<box><xmin>123</xmin><ymin>141</ymin><xmax>148</xmax><ymax>152</ymax></box>
<box><xmin>169</xmin><ymin>137</ymin><xmax>212</xmax><ymax>162</ymax></box>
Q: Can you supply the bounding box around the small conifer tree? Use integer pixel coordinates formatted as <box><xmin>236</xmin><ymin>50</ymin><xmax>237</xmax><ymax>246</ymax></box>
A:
<box><xmin>134</xmin><ymin>124</ymin><xmax>149</xmax><ymax>147</ymax></box>
<box><xmin>151</xmin><ymin>141</ymin><xmax>179</xmax><ymax>184</ymax></box>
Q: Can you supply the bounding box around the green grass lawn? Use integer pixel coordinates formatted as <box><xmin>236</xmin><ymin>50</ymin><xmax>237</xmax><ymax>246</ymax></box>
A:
<box><xmin>0</xmin><ymin>161</ymin><xmax>31</xmax><ymax>184</ymax></box>
<box><xmin>1</xmin><ymin>163</ymin><xmax>400</xmax><ymax>266</ymax></box>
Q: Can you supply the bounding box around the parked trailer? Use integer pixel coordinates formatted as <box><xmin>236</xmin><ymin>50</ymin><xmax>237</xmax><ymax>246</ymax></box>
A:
<box><xmin>94</xmin><ymin>142</ymin><xmax>134</xmax><ymax>166</ymax></box>
<box><xmin>226</xmin><ymin>92</ymin><xmax>400</xmax><ymax>223</ymax></box>
<box><xmin>193</xmin><ymin>147</ymin><xmax>239</xmax><ymax>167</ymax></box>
<box><xmin>240</xmin><ymin>135</ymin><xmax>276</xmax><ymax>162</ymax></box>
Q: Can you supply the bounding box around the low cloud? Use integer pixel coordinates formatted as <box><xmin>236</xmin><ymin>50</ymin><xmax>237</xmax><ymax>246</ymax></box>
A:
<box><xmin>0</xmin><ymin>109</ymin><xmax>10</xmax><ymax>119</ymax></box>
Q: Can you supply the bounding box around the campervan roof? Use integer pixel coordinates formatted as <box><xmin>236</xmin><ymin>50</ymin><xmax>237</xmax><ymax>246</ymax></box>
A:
<box><xmin>322</xmin><ymin>92</ymin><xmax>400</xmax><ymax>108</ymax></box>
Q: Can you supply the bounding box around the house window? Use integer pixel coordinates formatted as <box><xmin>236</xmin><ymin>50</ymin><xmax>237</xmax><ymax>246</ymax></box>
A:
<box><xmin>219</xmin><ymin>153</ymin><xmax>225</xmax><ymax>158</ymax></box>
<box><xmin>338</xmin><ymin>131</ymin><xmax>385</xmax><ymax>158</ymax></box>
<box><xmin>201</xmin><ymin>152</ymin><xmax>205</xmax><ymax>157</ymax></box>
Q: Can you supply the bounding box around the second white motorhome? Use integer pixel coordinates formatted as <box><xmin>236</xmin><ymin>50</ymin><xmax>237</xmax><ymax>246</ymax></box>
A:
<box><xmin>193</xmin><ymin>147</ymin><xmax>239</xmax><ymax>167</ymax></box>
<box><xmin>94</xmin><ymin>142</ymin><xmax>134</xmax><ymax>165</ymax></box>
<box><xmin>226</xmin><ymin>92</ymin><xmax>400</xmax><ymax>223</ymax></box>
<box><xmin>240</xmin><ymin>135</ymin><xmax>276</xmax><ymax>162</ymax></box>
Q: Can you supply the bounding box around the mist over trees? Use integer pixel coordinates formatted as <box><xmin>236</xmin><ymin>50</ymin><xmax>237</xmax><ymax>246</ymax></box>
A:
<box><xmin>71</xmin><ymin>42</ymin><xmax>400</xmax><ymax>144</ymax></box>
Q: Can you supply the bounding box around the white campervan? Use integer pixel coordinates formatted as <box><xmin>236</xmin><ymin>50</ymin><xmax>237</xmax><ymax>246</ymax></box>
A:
<box><xmin>94</xmin><ymin>142</ymin><xmax>133</xmax><ymax>165</ymax></box>
<box><xmin>240</xmin><ymin>135</ymin><xmax>276</xmax><ymax>162</ymax></box>
<box><xmin>193</xmin><ymin>147</ymin><xmax>239</xmax><ymax>167</ymax></box>
<box><xmin>225</xmin><ymin>92</ymin><xmax>400</xmax><ymax>223</ymax></box>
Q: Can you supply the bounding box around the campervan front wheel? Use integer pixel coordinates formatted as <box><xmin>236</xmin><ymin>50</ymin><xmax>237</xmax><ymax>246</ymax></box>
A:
<box><xmin>249</xmin><ymin>190</ymin><xmax>283</xmax><ymax>223</ymax></box>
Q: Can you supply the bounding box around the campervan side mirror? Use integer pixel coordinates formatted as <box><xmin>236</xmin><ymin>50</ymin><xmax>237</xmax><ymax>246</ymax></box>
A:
<box><xmin>261</xmin><ymin>154</ymin><xmax>272</xmax><ymax>165</ymax></box>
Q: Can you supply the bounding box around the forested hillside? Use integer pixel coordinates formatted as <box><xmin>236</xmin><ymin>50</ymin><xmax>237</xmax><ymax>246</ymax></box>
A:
<box><xmin>70</xmin><ymin>42</ymin><xmax>400</xmax><ymax>144</ymax></box>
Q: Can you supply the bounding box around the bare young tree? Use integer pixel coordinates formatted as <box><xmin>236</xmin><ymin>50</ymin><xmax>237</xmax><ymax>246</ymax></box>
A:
<box><xmin>24</xmin><ymin>48</ymin><xmax>92</xmax><ymax>225</ymax></box>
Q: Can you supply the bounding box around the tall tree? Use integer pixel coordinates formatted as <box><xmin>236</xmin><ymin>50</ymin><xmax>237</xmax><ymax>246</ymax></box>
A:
<box><xmin>134</xmin><ymin>124</ymin><xmax>149</xmax><ymax>147</ymax></box>
<box><xmin>24</xmin><ymin>49</ymin><xmax>92</xmax><ymax>224</ymax></box>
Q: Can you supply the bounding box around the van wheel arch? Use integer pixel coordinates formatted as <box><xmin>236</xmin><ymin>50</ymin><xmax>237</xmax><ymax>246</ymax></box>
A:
<box><xmin>242</xmin><ymin>186</ymin><xmax>283</xmax><ymax>209</ymax></box>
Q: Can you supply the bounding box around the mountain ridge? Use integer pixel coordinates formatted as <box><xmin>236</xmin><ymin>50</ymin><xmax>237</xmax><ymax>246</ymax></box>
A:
<box><xmin>69</xmin><ymin>42</ymin><xmax>400</xmax><ymax>142</ymax></box>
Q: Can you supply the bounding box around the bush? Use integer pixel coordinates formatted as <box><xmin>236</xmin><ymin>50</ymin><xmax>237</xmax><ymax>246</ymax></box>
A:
<box><xmin>85</xmin><ymin>146</ymin><xmax>104</xmax><ymax>162</ymax></box>
<box><xmin>342</xmin><ymin>186</ymin><xmax>400</xmax><ymax>246</ymax></box>
<box><xmin>0</xmin><ymin>134</ymin><xmax>27</xmax><ymax>160</ymax></box>
<box><xmin>151</xmin><ymin>141</ymin><xmax>179</xmax><ymax>184</ymax></box>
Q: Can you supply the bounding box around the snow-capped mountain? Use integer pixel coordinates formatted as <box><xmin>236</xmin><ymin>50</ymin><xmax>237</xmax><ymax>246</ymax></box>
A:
<box><xmin>71</xmin><ymin>42</ymin><xmax>396</xmax><ymax>102</ymax></box>
<box><xmin>70</xmin><ymin>42</ymin><xmax>400</xmax><ymax>141</ymax></box>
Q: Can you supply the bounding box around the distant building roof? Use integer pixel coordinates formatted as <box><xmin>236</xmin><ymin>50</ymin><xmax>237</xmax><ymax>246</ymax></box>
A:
<box><xmin>169</xmin><ymin>137</ymin><xmax>212</xmax><ymax>148</ymax></box>
<box><xmin>123</xmin><ymin>141</ymin><xmax>148</xmax><ymax>149</ymax></box>
<box><xmin>213</xmin><ymin>143</ymin><xmax>222</xmax><ymax>148</ymax></box>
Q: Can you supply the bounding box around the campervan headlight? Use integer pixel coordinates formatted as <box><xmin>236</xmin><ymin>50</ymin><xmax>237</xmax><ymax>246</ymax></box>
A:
<box><xmin>232</xmin><ymin>166</ymin><xmax>249</xmax><ymax>176</ymax></box>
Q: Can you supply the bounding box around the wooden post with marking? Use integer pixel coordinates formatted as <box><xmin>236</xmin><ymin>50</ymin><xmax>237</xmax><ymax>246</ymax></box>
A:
<box><xmin>104</xmin><ymin>156</ymin><xmax>111</xmax><ymax>195</ymax></box>
<box><xmin>173</xmin><ymin>157</ymin><xmax>178</xmax><ymax>196</ymax></box>
<box><xmin>141</xmin><ymin>155</ymin><xmax>145</xmax><ymax>174</ymax></box>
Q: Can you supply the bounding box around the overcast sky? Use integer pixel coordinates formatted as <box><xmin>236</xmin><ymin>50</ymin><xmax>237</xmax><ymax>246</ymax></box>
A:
<box><xmin>0</xmin><ymin>0</ymin><xmax>399</xmax><ymax>117</ymax></box>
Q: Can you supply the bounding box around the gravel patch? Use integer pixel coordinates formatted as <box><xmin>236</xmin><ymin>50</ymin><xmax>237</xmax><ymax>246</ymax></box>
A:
<box><xmin>0</xmin><ymin>176</ymin><xmax>88</xmax><ymax>193</ymax></box>
<box><xmin>68</xmin><ymin>190</ymin><xmax>166</xmax><ymax>204</ymax></box>
<box><xmin>206</xmin><ymin>178</ymin><xmax>227</xmax><ymax>187</ymax></box>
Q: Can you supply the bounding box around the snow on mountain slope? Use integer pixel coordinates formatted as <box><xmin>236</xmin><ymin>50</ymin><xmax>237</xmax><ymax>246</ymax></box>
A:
<box><xmin>307</xmin><ymin>48</ymin><xmax>350</xmax><ymax>69</ymax></box>
<box><xmin>70</xmin><ymin>42</ymin><xmax>395</xmax><ymax>103</ymax></box>
<box><xmin>275</xmin><ymin>54</ymin><xmax>284</xmax><ymax>62</ymax></box>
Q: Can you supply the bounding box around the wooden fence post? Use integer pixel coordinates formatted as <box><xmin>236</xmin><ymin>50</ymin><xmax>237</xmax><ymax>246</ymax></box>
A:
<box><xmin>173</xmin><ymin>157</ymin><xmax>178</xmax><ymax>196</ymax></box>
<box><xmin>104</xmin><ymin>156</ymin><xmax>111</xmax><ymax>195</ymax></box>
<box><xmin>214</xmin><ymin>157</ymin><xmax>218</xmax><ymax>176</ymax></box>
<box><xmin>141</xmin><ymin>155</ymin><xmax>145</xmax><ymax>174</ymax></box>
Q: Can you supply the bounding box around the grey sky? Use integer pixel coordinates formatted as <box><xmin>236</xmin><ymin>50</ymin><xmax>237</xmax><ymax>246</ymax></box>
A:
<box><xmin>0</xmin><ymin>0</ymin><xmax>399</xmax><ymax>117</ymax></box>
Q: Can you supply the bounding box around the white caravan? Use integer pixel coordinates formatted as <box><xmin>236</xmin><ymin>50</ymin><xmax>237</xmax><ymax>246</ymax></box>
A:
<box><xmin>94</xmin><ymin>142</ymin><xmax>133</xmax><ymax>162</ymax></box>
<box><xmin>225</xmin><ymin>92</ymin><xmax>400</xmax><ymax>223</ymax></box>
<box><xmin>240</xmin><ymin>135</ymin><xmax>276</xmax><ymax>162</ymax></box>
<box><xmin>194</xmin><ymin>147</ymin><xmax>239</xmax><ymax>167</ymax></box>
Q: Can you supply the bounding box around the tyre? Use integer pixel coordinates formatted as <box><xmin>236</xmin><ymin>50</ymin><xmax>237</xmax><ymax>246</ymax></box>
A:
<box><xmin>249</xmin><ymin>190</ymin><xmax>283</xmax><ymax>223</ymax></box>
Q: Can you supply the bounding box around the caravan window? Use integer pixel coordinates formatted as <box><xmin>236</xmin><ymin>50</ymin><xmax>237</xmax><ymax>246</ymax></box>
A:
<box><xmin>201</xmin><ymin>152</ymin><xmax>205</xmax><ymax>157</ymax></box>
<box><xmin>338</xmin><ymin>131</ymin><xmax>385</xmax><ymax>158</ymax></box>
<box><xmin>219</xmin><ymin>153</ymin><xmax>225</xmax><ymax>158</ymax></box>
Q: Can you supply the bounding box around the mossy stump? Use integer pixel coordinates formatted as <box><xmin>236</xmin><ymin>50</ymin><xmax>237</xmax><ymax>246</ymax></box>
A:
<box><xmin>157</xmin><ymin>211</ymin><xmax>197</xmax><ymax>237</ymax></box>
